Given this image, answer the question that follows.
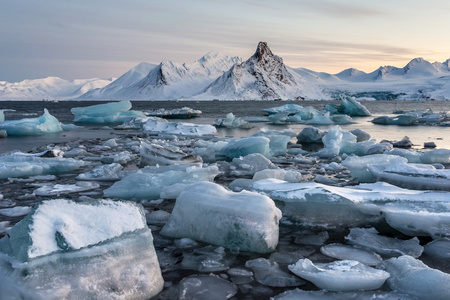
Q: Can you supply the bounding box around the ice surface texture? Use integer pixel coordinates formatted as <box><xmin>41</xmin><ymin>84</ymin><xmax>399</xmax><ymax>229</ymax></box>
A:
<box><xmin>0</xmin><ymin>108</ymin><xmax>62</xmax><ymax>136</ymax></box>
<box><xmin>0</xmin><ymin>199</ymin><xmax>163</xmax><ymax>299</ymax></box>
<box><xmin>161</xmin><ymin>181</ymin><xmax>282</xmax><ymax>253</ymax></box>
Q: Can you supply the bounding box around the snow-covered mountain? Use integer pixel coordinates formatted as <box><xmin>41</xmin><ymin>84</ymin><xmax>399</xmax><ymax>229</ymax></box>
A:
<box><xmin>324</xmin><ymin>57</ymin><xmax>450</xmax><ymax>100</ymax></box>
<box><xmin>2</xmin><ymin>42</ymin><xmax>450</xmax><ymax>100</ymax></box>
<box><xmin>78</xmin><ymin>53</ymin><xmax>241</xmax><ymax>100</ymax></box>
<box><xmin>193</xmin><ymin>42</ymin><xmax>326</xmax><ymax>100</ymax></box>
<box><xmin>0</xmin><ymin>77</ymin><xmax>114</xmax><ymax>100</ymax></box>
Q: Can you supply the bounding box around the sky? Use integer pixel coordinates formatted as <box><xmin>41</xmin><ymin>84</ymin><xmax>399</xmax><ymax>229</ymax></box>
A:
<box><xmin>1</xmin><ymin>0</ymin><xmax>450</xmax><ymax>82</ymax></box>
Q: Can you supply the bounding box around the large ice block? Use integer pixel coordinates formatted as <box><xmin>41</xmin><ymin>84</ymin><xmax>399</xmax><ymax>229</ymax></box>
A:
<box><xmin>0</xmin><ymin>199</ymin><xmax>164</xmax><ymax>299</ymax></box>
<box><xmin>71</xmin><ymin>100</ymin><xmax>144</xmax><ymax>123</ymax></box>
<box><xmin>0</xmin><ymin>109</ymin><xmax>62</xmax><ymax>136</ymax></box>
<box><xmin>161</xmin><ymin>182</ymin><xmax>282</xmax><ymax>253</ymax></box>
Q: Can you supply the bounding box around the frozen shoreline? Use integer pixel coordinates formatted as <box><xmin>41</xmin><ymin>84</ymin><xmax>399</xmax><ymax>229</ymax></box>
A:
<box><xmin>1</xmin><ymin>100</ymin><xmax>450</xmax><ymax>299</ymax></box>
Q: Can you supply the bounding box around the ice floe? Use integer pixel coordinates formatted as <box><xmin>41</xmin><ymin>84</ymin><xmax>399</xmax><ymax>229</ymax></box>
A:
<box><xmin>320</xmin><ymin>244</ymin><xmax>383</xmax><ymax>266</ymax></box>
<box><xmin>288</xmin><ymin>259</ymin><xmax>389</xmax><ymax>291</ymax></box>
<box><xmin>346</xmin><ymin>227</ymin><xmax>424</xmax><ymax>258</ymax></box>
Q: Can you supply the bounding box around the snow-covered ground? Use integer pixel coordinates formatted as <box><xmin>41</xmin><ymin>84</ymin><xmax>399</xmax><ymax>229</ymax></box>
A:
<box><xmin>1</xmin><ymin>43</ymin><xmax>450</xmax><ymax>100</ymax></box>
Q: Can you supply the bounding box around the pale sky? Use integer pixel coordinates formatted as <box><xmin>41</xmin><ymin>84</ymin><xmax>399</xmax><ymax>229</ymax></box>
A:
<box><xmin>1</xmin><ymin>0</ymin><xmax>449</xmax><ymax>82</ymax></box>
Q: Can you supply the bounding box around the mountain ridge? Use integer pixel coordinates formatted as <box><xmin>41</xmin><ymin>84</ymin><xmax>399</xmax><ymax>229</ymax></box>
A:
<box><xmin>1</xmin><ymin>42</ymin><xmax>450</xmax><ymax>100</ymax></box>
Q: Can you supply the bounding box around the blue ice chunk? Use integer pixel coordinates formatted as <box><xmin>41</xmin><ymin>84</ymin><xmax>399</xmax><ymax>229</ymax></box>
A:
<box><xmin>71</xmin><ymin>100</ymin><xmax>144</xmax><ymax>123</ymax></box>
<box><xmin>0</xmin><ymin>109</ymin><xmax>62</xmax><ymax>136</ymax></box>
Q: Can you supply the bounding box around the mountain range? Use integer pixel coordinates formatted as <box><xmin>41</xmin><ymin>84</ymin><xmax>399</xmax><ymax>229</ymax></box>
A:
<box><xmin>1</xmin><ymin>42</ymin><xmax>450</xmax><ymax>101</ymax></box>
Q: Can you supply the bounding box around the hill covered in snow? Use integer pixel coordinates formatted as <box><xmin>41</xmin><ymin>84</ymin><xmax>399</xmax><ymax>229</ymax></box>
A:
<box><xmin>2</xmin><ymin>42</ymin><xmax>450</xmax><ymax>100</ymax></box>
<box><xmin>0</xmin><ymin>77</ymin><xmax>114</xmax><ymax>101</ymax></box>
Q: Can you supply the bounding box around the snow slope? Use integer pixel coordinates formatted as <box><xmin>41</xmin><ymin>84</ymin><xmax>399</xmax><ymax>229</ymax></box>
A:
<box><xmin>78</xmin><ymin>53</ymin><xmax>241</xmax><ymax>100</ymax></box>
<box><xmin>0</xmin><ymin>77</ymin><xmax>114</xmax><ymax>100</ymax></box>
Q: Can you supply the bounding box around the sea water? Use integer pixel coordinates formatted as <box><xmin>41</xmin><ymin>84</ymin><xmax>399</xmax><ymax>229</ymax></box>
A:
<box><xmin>1</xmin><ymin>100</ymin><xmax>450</xmax><ymax>153</ymax></box>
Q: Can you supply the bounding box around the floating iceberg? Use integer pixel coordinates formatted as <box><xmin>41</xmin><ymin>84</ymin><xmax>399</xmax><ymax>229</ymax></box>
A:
<box><xmin>145</xmin><ymin>106</ymin><xmax>202</xmax><ymax>119</ymax></box>
<box><xmin>104</xmin><ymin>165</ymin><xmax>218</xmax><ymax>201</ymax></box>
<box><xmin>420</xmin><ymin>148</ymin><xmax>450</xmax><ymax>164</ymax></box>
<box><xmin>252</xmin><ymin>179</ymin><xmax>381</xmax><ymax>227</ymax></box>
<box><xmin>161</xmin><ymin>182</ymin><xmax>282</xmax><ymax>253</ymax></box>
<box><xmin>178</xmin><ymin>274</ymin><xmax>237</xmax><ymax>300</ymax></box>
<box><xmin>382</xmin><ymin>255</ymin><xmax>450</xmax><ymax>300</ymax></box>
<box><xmin>0</xmin><ymin>199</ymin><xmax>164</xmax><ymax>299</ymax></box>
<box><xmin>0</xmin><ymin>109</ymin><xmax>62</xmax><ymax>136</ymax></box>
<box><xmin>262</xmin><ymin>104</ymin><xmax>304</xmax><ymax>115</ymax></box>
<box><xmin>314</xmin><ymin>126</ymin><xmax>357</xmax><ymax>158</ymax></box>
<box><xmin>342</xmin><ymin>154</ymin><xmax>407</xmax><ymax>183</ymax></box>
<box><xmin>320</xmin><ymin>244</ymin><xmax>382</xmax><ymax>266</ymax></box>
<box><xmin>424</xmin><ymin>239</ymin><xmax>450</xmax><ymax>259</ymax></box>
<box><xmin>140</xmin><ymin>140</ymin><xmax>202</xmax><ymax>166</ymax></box>
<box><xmin>142</xmin><ymin>117</ymin><xmax>216</xmax><ymax>137</ymax></box>
<box><xmin>33</xmin><ymin>181</ymin><xmax>100</xmax><ymax>196</ymax></box>
<box><xmin>75</xmin><ymin>163</ymin><xmax>123</xmax><ymax>181</ymax></box>
<box><xmin>71</xmin><ymin>100</ymin><xmax>145</xmax><ymax>123</ymax></box>
<box><xmin>288</xmin><ymin>259</ymin><xmax>389</xmax><ymax>292</ymax></box>
<box><xmin>371</xmin><ymin>114</ymin><xmax>419</xmax><ymax>126</ymax></box>
<box><xmin>381</xmin><ymin>201</ymin><xmax>450</xmax><ymax>238</ymax></box>
<box><xmin>346</xmin><ymin>227</ymin><xmax>423</xmax><ymax>258</ymax></box>
<box><xmin>272</xmin><ymin>288</ymin><xmax>415</xmax><ymax>300</ymax></box>
<box><xmin>325</xmin><ymin>97</ymin><xmax>371</xmax><ymax>116</ymax></box>
<box><xmin>369</xmin><ymin>160</ymin><xmax>450</xmax><ymax>191</ymax></box>
<box><xmin>220</xmin><ymin>136</ymin><xmax>272</xmax><ymax>159</ymax></box>
<box><xmin>245</xmin><ymin>258</ymin><xmax>305</xmax><ymax>287</ymax></box>
<box><xmin>229</xmin><ymin>153</ymin><xmax>277</xmax><ymax>177</ymax></box>
<box><xmin>296</xmin><ymin>126</ymin><xmax>325</xmax><ymax>144</ymax></box>
<box><xmin>253</xmin><ymin>179</ymin><xmax>450</xmax><ymax>229</ymax></box>
<box><xmin>0</xmin><ymin>154</ymin><xmax>87</xmax><ymax>179</ymax></box>
<box><xmin>253</xmin><ymin>169</ymin><xmax>302</xmax><ymax>182</ymax></box>
<box><xmin>214</xmin><ymin>112</ymin><xmax>252</xmax><ymax>129</ymax></box>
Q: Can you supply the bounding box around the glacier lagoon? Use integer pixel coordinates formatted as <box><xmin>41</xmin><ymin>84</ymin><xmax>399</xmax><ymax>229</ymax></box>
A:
<box><xmin>1</xmin><ymin>99</ymin><xmax>450</xmax><ymax>299</ymax></box>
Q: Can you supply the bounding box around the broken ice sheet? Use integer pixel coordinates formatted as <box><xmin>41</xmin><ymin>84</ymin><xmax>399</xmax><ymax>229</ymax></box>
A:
<box><xmin>33</xmin><ymin>181</ymin><xmax>100</xmax><ymax>196</ymax></box>
<box><xmin>0</xmin><ymin>154</ymin><xmax>87</xmax><ymax>179</ymax></box>
<box><xmin>245</xmin><ymin>258</ymin><xmax>305</xmax><ymax>287</ymax></box>
<box><xmin>320</xmin><ymin>244</ymin><xmax>383</xmax><ymax>266</ymax></box>
<box><xmin>345</xmin><ymin>227</ymin><xmax>423</xmax><ymax>258</ymax></box>
<box><xmin>104</xmin><ymin>165</ymin><xmax>219</xmax><ymax>201</ymax></box>
<box><xmin>178</xmin><ymin>274</ymin><xmax>237</xmax><ymax>300</ymax></box>
<box><xmin>75</xmin><ymin>163</ymin><xmax>123</xmax><ymax>181</ymax></box>
<box><xmin>288</xmin><ymin>259</ymin><xmax>389</xmax><ymax>292</ymax></box>
<box><xmin>382</xmin><ymin>255</ymin><xmax>450</xmax><ymax>300</ymax></box>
